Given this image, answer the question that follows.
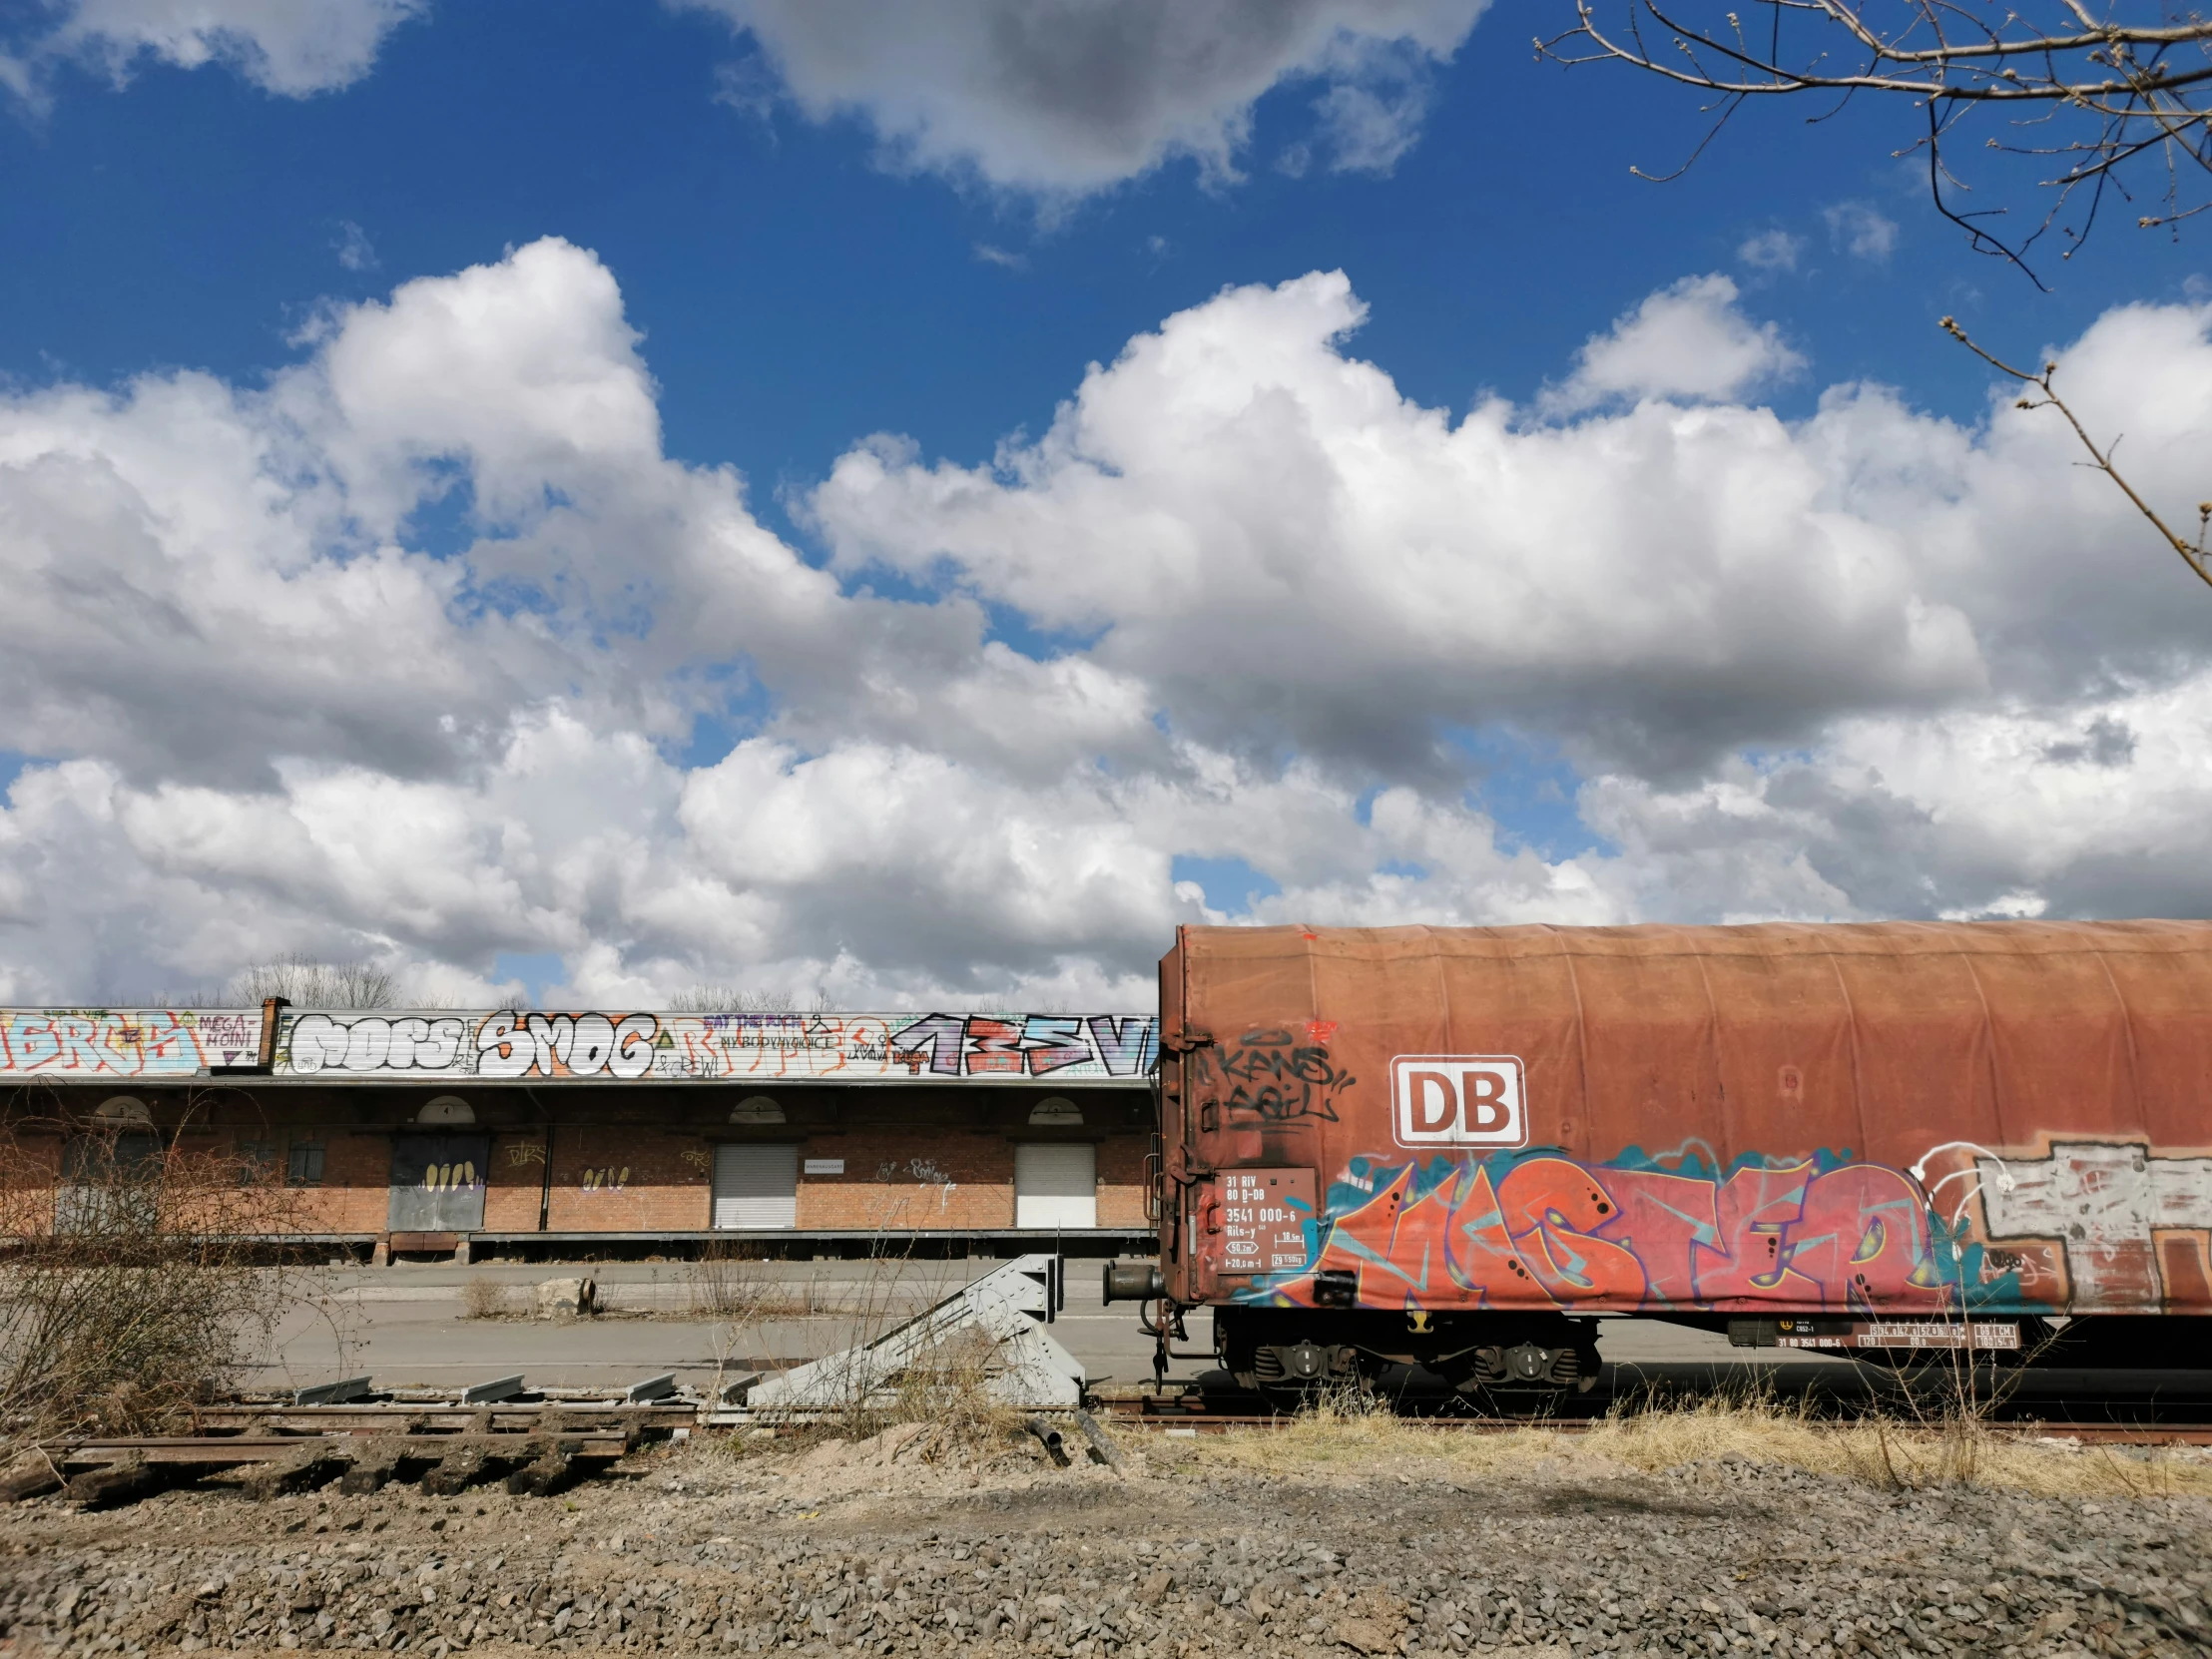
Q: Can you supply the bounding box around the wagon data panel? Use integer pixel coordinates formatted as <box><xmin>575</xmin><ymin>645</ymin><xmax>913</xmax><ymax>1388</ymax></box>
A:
<box><xmin>1207</xmin><ymin>1167</ymin><xmax>1317</xmax><ymax>1275</ymax></box>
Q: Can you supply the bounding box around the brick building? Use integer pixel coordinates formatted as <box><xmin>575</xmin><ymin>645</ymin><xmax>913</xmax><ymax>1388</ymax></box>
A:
<box><xmin>0</xmin><ymin>1005</ymin><xmax>1158</xmax><ymax>1259</ymax></box>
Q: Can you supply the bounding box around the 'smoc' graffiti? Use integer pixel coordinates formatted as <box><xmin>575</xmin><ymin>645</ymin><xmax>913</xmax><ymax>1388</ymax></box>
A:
<box><xmin>266</xmin><ymin>1009</ymin><xmax>1158</xmax><ymax>1081</ymax></box>
<box><xmin>0</xmin><ymin>1010</ymin><xmax>259</xmax><ymax>1077</ymax></box>
<box><xmin>477</xmin><ymin>1012</ymin><xmax>659</xmax><ymax>1079</ymax></box>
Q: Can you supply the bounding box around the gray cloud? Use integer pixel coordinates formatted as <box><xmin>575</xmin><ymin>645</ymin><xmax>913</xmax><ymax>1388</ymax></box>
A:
<box><xmin>680</xmin><ymin>0</ymin><xmax>1485</xmax><ymax>193</ymax></box>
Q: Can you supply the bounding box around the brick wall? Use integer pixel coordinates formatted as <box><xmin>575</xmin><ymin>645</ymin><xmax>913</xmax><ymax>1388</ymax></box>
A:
<box><xmin>313</xmin><ymin>1133</ymin><xmax>396</xmax><ymax>1233</ymax></box>
<box><xmin>6</xmin><ymin>1084</ymin><xmax>1157</xmax><ymax>1242</ymax></box>
<box><xmin>796</xmin><ymin>1130</ymin><xmax>1013</xmax><ymax>1230</ymax></box>
<box><xmin>543</xmin><ymin>1125</ymin><xmax>716</xmax><ymax>1233</ymax></box>
<box><xmin>1098</xmin><ymin>1133</ymin><xmax>1150</xmax><ymax>1229</ymax></box>
<box><xmin>483</xmin><ymin>1132</ymin><xmax>550</xmax><ymax>1232</ymax></box>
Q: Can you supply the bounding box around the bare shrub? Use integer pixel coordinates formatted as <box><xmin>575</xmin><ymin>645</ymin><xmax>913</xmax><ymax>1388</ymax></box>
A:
<box><xmin>163</xmin><ymin>954</ymin><xmax>397</xmax><ymax>1010</ymax></box>
<box><xmin>670</xmin><ymin>985</ymin><xmax>840</xmax><ymax>1013</ymax></box>
<box><xmin>730</xmin><ymin>1237</ymin><xmax>1028</xmax><ymax>1464</ymax></box>
<box><xmin>460</xmin><ymin>1277</ymin><xmax>508</xmax><ymax>1320</ymax></box>
<box><xmin>0</xmin><ymin>1095</ymin><xmax>323</xmax><ymax>1443</ymax></box>
<box><xmin>229</xmin><ymin>955</ymin><xmax>395</xmax><ymax>1009</ymax></box>
<box><xmin>689</xmin><ymin>1243</ymin><xmax>812</xmax><ymax>1320</ymax></box>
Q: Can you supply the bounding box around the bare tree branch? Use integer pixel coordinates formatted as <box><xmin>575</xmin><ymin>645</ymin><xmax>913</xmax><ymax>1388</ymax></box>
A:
<box><xmin>1537</xmin><ymin>0</ymin><xmax>2212</xmax><ymax>272</ymax></box>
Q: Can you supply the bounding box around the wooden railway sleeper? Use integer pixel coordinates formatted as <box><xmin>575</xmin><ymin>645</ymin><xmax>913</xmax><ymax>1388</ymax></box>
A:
<box><xmin>246</xmin><ymin>1441</ymin><xmax>348</xmax><ymax>1502</ymax></box>
<box><xmin>64</xmin><ymin>1453</ymin><xmax>173</xmax><ymax>1510</ymax></box>
<box><xmin>337</xmin><ymin>1434</ymin><xmax>410</xmax><ymax>1496</ymax></box>
<box><xmin>504</xmin><ymin>1437</ymin><xmax>576</xmax><ymax>1497</ymax></box>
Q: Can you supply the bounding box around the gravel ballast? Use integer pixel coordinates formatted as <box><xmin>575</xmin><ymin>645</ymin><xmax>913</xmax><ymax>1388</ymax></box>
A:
<box><xmin>2</xmin><ymin>1426</ymin><xmax>2207</xmax><ymax>1658</ymax></box>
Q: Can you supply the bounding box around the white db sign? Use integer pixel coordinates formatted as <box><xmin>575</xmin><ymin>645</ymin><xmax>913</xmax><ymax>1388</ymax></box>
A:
<box><xmin>1390</xmin><ymin>1055</ymin><xmax>1527</xmax><ymax>1149</ymax></box>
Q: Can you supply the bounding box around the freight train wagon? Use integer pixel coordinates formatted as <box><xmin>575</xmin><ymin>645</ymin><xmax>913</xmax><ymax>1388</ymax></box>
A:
<box><xmin>1106</xmin><ymin>921</ymin><xmax>2212</xmax><ymax>1398</ymax></box>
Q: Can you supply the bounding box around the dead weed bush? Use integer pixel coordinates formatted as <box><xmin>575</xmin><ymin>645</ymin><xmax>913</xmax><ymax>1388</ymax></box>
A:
<box><xmin>723</xmin><ymin>1245</ymin><xmax>1027</xmax><ymax>1467</ymax></box>
<box><xmin>460</xmin><ymin>1277</ymin><xmax>510</xmax><ymax>1320</ymax></box>
<box><xmin>688</xmin><ymin>1245</ymin><xmax>817</xmax><ymax>1321</ymax></box>
<box><xmin>0</xmin><ymin>1095</ymin><xmax>331</xmax><ymax>1444</ymax></box>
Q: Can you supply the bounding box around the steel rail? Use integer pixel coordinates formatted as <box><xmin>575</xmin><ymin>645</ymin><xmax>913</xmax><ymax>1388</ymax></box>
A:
<box><xmin>1093</xmin><ymin>1402</ymin><xmax>2212</xmax><ymax>1444</ymax></box>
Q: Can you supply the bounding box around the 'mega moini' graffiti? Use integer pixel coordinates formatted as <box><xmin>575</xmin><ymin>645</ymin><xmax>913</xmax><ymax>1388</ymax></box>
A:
<box><xmin>0</xmin><ymin>1010</ymin><xmax>262</xmax><ymax>1079</ymax></box>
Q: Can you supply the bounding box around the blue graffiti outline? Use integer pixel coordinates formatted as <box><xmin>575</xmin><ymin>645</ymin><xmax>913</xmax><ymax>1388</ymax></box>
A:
<box><xmin>1250</xmin><ymin>1142</ymin><xmax>2060</xmax><ymax>1314</ymax></box>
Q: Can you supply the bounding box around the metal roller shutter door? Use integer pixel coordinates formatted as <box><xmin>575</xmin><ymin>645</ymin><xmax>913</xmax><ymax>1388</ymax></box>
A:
<box><xmin>713</xmin><ymin>1144</ymin><xmax>798</xmax><ymax>1230</ymax></box>
<box><xmin>1014</xmin><ymin>1143</ymin><xmax>1097</xmax><ymax>1230</ymax></box>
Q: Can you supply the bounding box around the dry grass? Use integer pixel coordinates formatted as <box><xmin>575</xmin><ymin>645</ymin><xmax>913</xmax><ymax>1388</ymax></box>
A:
<box><xmin>460</xmin><ymin>1277</ymin><xmax>509</xmax><ymax>1320</ymax></box>
<box><xmin>1190</xmin><ymin>1387</ymin><xmax>2212</xmax><ymax>1500</ymax></box>
<box><xmin>876</xmin><ymin>1325</ymin><xmax>1025</xmax><ymax>1459</ymax></box>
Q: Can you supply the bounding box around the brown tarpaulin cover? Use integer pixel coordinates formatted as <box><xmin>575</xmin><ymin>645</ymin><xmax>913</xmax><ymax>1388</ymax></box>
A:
<box><xmin>1160</xmin><ymin>920</ymin><xmax>2212</xmax><ymax>1315</ymax></box>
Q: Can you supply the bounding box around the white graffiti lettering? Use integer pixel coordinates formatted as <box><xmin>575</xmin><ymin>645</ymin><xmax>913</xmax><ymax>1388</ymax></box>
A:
<box><xmin>288</xmin><ymin>1012</ymin><xmax>467</xmax><ymax>1076</ymax></box>
<box><xmin>476</xmin><ymin>1010</ymin><xmax>658</xmax><ymax>1079</ymax></box>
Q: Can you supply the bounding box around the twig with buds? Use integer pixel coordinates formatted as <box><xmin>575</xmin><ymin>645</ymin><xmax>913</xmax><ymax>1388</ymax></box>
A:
<box><xmin>1940</xmin><ymin>315</ymin><xmax>2212</xmax><ymax>591</ymax></box>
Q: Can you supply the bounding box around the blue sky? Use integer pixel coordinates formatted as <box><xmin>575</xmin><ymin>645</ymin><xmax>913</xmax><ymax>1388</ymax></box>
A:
<box><xmin>0</xmin><ymin>0</ymin><xmax>2207</xmax><ymax>1005</ymax></box>
<box><xmin>6</xmin><ymin>0</ymin><xmax>2193</xmax><ymax>494</ymax></box>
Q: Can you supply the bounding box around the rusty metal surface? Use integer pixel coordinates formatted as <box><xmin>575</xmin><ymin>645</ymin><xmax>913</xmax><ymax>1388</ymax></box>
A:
<box><xmin>1159</xmin><ymin>921</ymin><xmax>2212</xmax><ymax>1320</ymax></box>
<box><xmin>59</xmin><ymin>1431</ymin><xmax>632</xmax><ymax>1467</ymax></box>
<box><xmin>190</xmin><ymin>1403</ymin><xmax>697</xmax><ymax>1433</ymax></box>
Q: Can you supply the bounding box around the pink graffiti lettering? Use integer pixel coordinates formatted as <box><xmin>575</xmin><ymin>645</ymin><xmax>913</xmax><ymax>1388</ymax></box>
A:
<box><xmin>1266</xmin><ymin>1154</ymin><xmax>1953</xmax><ymax>1316</ymax></box>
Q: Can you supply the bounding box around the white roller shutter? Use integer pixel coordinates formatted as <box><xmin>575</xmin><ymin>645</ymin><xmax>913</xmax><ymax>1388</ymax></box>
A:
<box><xmin>1015</xmin><ymin>1143</ymin><xmax>1097</xmax><ymax>1230</ymax></box>
<box><xmin>713</xmin><ymin>1143</ymin><xmax>798</xmax><ymax>1230</ymax></box>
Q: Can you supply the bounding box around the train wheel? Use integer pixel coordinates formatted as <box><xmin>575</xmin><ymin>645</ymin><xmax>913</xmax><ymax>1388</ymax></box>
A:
<box><xmin>1251</xmin><ymin>1337</ymin><xmax>1368</xmax><ymax>1412</ymax></box>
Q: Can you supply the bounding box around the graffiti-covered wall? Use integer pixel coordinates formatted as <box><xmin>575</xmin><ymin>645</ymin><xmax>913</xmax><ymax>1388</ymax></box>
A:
<box><xmin>276</xmin><ymin>1009</ymin><xmax>1157</xmax><ymax>1081</ymax></box>
<box><xmin>0</xmin><ymin>1007</ymin><xmax>1159</xmax><ymax>1083</ymax></box>
<box><xmin>0</xmin><ymin>1010</ymin><xmax>263</xmax><ymax>1078</ymax></box>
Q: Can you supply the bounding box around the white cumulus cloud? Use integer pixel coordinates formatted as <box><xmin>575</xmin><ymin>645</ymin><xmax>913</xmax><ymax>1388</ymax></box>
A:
<box><xmin>1540</xmin><ymin>274</ymin><xmax>1807</xmax><ymax>413</ymax></box>
<box><xmin>1</xmin><ymin>244</ymin><xmax>2209</xmax><ymax>1007</ymax></box>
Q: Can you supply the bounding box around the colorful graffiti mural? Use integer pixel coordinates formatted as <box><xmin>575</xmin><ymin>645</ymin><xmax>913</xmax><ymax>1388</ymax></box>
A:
<box><xmin>0</xmin><ymin>1007</ymin><xmax>1158</xmax><ymax>1083</ymax></box>
<box><xmin>1234</xmin><ymin>1140</ymin><xmax>2212</xmax><ymax>1316</ymax></box>
<box><xmin>1240</xmin><ymin>1149</ymin><xmax>1969</xmax><ymax>1316</ymax></box>
<box><xmin>275</xmin><ymin>1009</ymin><xmax>1157</xmax><ymax>1082</ymax></box>
<box><xmin>0</xmin><ymin>1010</ymin><xmax>261</xmax><ymax>1078</ymax></box>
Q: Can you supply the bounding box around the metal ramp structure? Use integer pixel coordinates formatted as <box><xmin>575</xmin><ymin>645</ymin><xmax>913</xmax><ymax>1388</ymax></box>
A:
<box><xmin>736</xmin><ymin>1254</ymin><xmax>1084</xmax><ymax>1414</ymax></box>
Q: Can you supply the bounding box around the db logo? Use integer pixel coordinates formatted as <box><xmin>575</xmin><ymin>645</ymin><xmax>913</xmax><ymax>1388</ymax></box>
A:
<box><xmin>1390</xmin><ymin>1055</ymin><xmax>1527</xmax><ymax>1149</ymax></box>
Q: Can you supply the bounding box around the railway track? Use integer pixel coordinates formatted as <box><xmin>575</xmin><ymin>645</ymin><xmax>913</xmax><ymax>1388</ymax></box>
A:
<box><xmin>9</xmin><ymin>1358</ymin><xmax>2211</xmax><ymax>1514</ymax></box>
<box><xmin>0</xmin><ymin>1396</ymin><xmax>694</xmax><ymax>1509</ymax></box>
<box><xmin>1091</xmin><ymin>1361</ymin><xmax>2212</xmax><ymax>1445</ymax></box>
<box><xmin>1093</xmin><ymin>1397</ymin><xmax>2212</xmax><ymax>1443</ymax></box>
